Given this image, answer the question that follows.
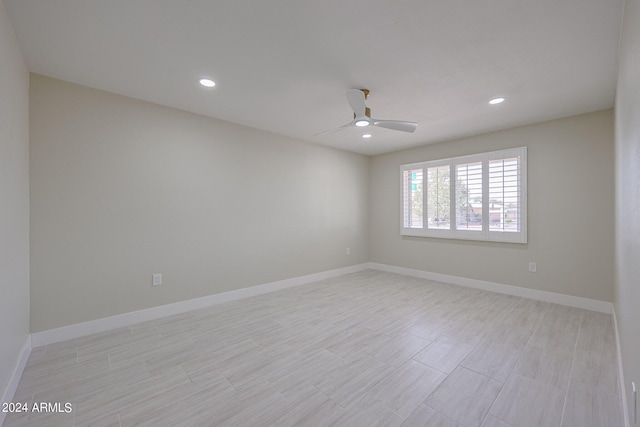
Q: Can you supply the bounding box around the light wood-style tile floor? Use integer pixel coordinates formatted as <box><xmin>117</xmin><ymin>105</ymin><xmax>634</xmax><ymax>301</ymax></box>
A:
<box><xmin>4</xmin><ymin>270</ymin><xmax>623</xmax><ymax>427</ymax></box>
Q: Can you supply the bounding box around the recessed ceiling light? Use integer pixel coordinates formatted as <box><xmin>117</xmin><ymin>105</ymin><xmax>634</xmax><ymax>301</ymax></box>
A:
<box><xmin>199</xmin><ymin>78</ymin><xmax>216</xmax><ymax>88</ymax></box>
<box><xmin>489</xmin><ymin>97</ymin><xmax>505</xmax><ymax>105</ymax></box>
<box><xmin>362</xmin><ymin>134</ymin><xmax>372</xmax><ymax>139</ymax></box>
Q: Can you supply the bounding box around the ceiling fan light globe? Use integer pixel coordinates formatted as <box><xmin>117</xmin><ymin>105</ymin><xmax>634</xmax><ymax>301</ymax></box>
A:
<box><xmin>355</xmin><ymin>118</ymin><xmax>370</xmax><ymax>127</ymax></box>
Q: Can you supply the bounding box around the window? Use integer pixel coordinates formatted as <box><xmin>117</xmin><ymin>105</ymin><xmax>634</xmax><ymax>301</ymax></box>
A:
<box><xmin>401</xmin><ymin>147</ymin><xmax>526</xmax><ymax>243</ymax></box>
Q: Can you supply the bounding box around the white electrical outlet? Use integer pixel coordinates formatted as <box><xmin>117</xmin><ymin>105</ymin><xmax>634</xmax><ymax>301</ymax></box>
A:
<box><xmin>528</xmin><ymin>262</ymin><xmax>537</xmax><ymax>273</ymax></box>
<box><xmin>152</xmin><ymin>273</ymin><xmax>162</xmax><ymax>286</ymax></box>
<box><xmin>346</xmin><ymin>248</ymin><xmax>351</xmax><ymax>256</ymax></box>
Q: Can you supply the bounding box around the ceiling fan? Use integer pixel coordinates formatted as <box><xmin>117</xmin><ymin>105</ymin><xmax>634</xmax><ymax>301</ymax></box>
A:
<box><xmin>316</xmin><ymin>89</ymin><xmax>418</xmax><ymax>136</ymax></box>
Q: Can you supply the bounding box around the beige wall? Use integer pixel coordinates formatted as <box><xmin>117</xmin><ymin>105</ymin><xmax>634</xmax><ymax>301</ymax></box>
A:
<box><xmin>0</xmin><ymin>1</ymin><xmax>30</xmax><ymax>401</ymax></box>
<box><xmin>370</xmin><ymin>110</ymin><xmax>614</xmax><ymax>302</ymax></box>
<box><xmin>615</xmin><ymin>0</ymin><xmax>640</xmax><ymax>422</ymax></box>
<box><xmin>29</xmin><ymin>74</ymin><xmax>369</xmax><ymax>332</ymax></box>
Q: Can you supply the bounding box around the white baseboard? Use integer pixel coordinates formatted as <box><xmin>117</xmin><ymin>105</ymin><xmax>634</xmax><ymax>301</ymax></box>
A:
<box><xmin>612</xmin><ymin>307</ymin><xmax>630</xmax><ymax>427</ymax></box>
<box><xmin>0</xmin><ymin>336</ymin><xmax>31</xmax><ymax>426</ymax></box>
<box><xmin>368</xmin><ymin>263</ymin><xmax>613</xmax><ymax>314</ymax></box>
<box><xmin>30</xmin><ymin>263</ymin><xmax>369</xmax><ymax>348</ymax></box>
<box><xmin>29</xmin><ymin>261</ymin><xmax>613</xmax><ymax>348</ymax></box>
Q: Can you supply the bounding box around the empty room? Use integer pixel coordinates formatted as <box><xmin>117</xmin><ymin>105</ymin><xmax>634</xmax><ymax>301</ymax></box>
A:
<box><xmin>1</xmin><ymin>0</ymin><xmax>638</xmax><ymax>426</ymax></box>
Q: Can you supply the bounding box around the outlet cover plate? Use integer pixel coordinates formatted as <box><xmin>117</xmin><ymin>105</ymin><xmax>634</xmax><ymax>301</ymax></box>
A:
<box><xmin>152</xmin><ymin>273</ymin><xmax>162</xmax><ymax>286</ymax></box>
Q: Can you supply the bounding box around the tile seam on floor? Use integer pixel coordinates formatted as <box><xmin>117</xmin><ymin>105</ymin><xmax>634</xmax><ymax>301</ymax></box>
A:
<box><xmin>482</xmin><ymin>303</ymin><xmax>547</xmax><ymax>427</ymax></box>
<box><xmin>560</xmin><ymin>311</ymin><xmax>585</xmax><ymax>427</ymax></box>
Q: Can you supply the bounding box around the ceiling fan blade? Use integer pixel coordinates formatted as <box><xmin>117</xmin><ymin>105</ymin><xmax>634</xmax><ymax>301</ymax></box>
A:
<box><xmin>372</xmin><ymin>120</ymin><xmax>418</xmax><ymax>133</ymax></box>
<box><xmin>314</xmin><ymin>121</ymin><xmax>354</xmax><ymax>136</ymax></box>
<box><xmin>346</xmin><ymin>89</ymin><xmax>366</xmax><ymax>118</ymax></box>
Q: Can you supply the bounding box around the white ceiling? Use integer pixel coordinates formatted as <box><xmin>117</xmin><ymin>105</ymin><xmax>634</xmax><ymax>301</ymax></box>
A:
<box><xmin>3</xmin><ymin>0</ymin><xmax>624</xmax><ymax>155</ymax></box>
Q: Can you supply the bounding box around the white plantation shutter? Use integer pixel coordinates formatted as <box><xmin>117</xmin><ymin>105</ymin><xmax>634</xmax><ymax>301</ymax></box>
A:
<box><xmin>487</xmin><ymin>149</ymin><xmax>526</xmax><ymax>242</ymax></box>
<box><xmin>401</xmin><ymin>147</ymin><xmax>526</xmax><ymax>243</ymax></box>
<box><xmin>427</xmin><ymin>165</ymin><xmax>451</xmax><ymax>231</ymax></box>
<box><xmin>455</xmin><ymin>161</ymin><xmax>483</xmax><ymax>232</ymax></box>
<box><xmin>401</xmin><ymin>166</ymin><xmax>424</xmax><ymax>234</ymax></box>
<box><xmin>489</xmin><ymin>157</ymin><xmax>520</xmax><ymax>232</ymax></box>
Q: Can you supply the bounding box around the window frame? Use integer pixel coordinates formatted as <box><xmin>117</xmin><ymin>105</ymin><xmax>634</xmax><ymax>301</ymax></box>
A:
<box><xmin>400</xmin><ymin>147</ymin><xmax>527</xmax><ymax>243</ymax></box>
